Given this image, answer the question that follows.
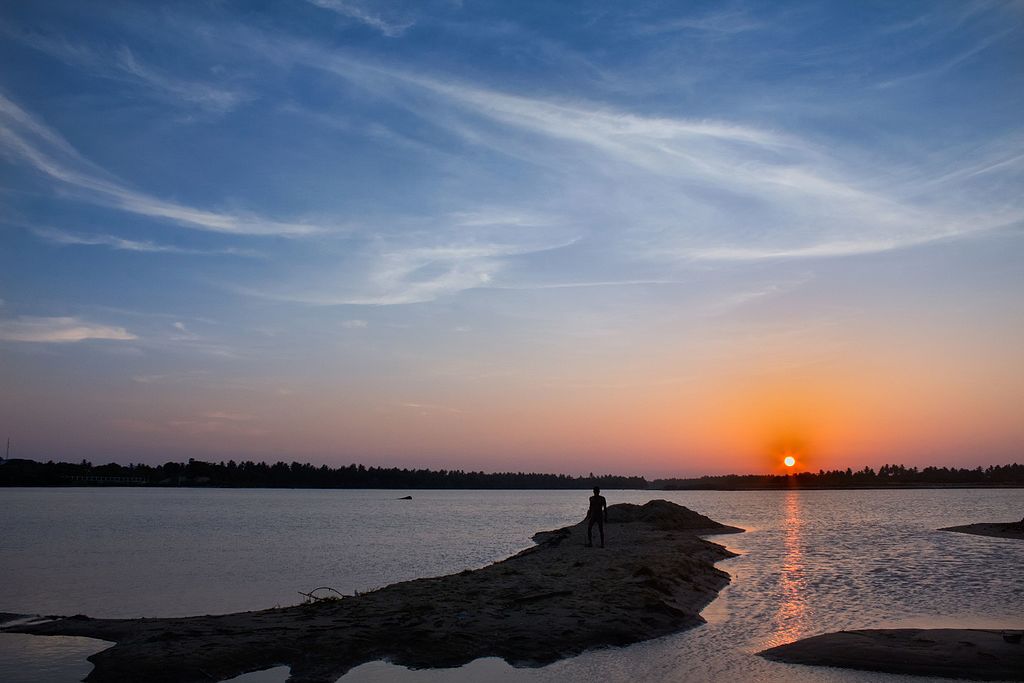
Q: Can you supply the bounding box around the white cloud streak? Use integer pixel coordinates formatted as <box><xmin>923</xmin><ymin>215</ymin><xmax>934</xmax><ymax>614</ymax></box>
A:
<box><xmin>203</xmin><ymin>411</ymin><xmax>255</xmax><ymax>421</ymax></box>
<box><xmin>113</xmin><ymin>46</ymin><xmax>247</xmax><ymax>113</ymax></box>
<box><xmin>400</xmin><ymin>401</ymin><xmax>462</xmax><ymax>414</ymax></box>
<box><xmin>353</xmin><ymin>61</ymin><xmax>1023</xmax><ymax>261</ymax></box>
<box><xmin>12</xmin><ymin>15</ymin><xmax>1013</xmax><ymax>312</ymax></box>
<box><xmin>0</xmin><ymin>316</ymin><xmax>136</xmax><ymax>343</ymax></box>
<box><xmin>28</xmin><ymin>225</ymin><xmax>259</xmax><ymax>256</ymax></box>
<box><xmin>630</xmin><ymin>8</ymin><xmax>765</xmax><ymax>36</ymax></box>
<box><xmin>876</xmin><ymin>27</ymin><xmax>1016</xmax><ymax>89</ymax></box>
<box><xmin>305</xmin><ymin>0</ymin><xmax>414</xmax><ymax>37</ymax></box>
<box><xmin>487</xmin><ymin>279</ymin><xmax>688</xmax><ymax>291</ymax></box>
<box><xmin>249</xmin><ymin>237</ymin><xmax>577</xmax><ymax>305</ymax></box>
<box><xmin>3</xmin><ymin>25</ymin><xmax>247</xmax><ymax>114</ymax></box>
<box><xmin>264</xmin><ymin>55</ymin><xmax>1015</xmax><ymax>273</ymax></box>
<box><xmin>204</xmin><ymin>28</ymin><xmax>1023</xmax><ymax>304</ymax></box>
<box><xmin>0</xmin><ymin>93</ymin><xmax>324</xmax><ymax>236</ymax></box>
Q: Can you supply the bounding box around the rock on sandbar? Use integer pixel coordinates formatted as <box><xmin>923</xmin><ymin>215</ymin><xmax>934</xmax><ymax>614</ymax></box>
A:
<box><xmin>940</xmin><ymin>522</ymin><xmax>1024</xmax><ymax>541</ymax></box>
<box><xmin>3</xmin><ymin>500</ymin><xmax>742</xmax><ymax>683</ymax></box>
<box><xmin>759</xmin><ymin>628</ymin><xmax>1024</xmax><ymax>681</ymax></box>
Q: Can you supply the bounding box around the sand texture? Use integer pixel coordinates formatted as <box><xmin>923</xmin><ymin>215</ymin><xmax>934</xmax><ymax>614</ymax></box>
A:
<box><xmin>2</xmin><ymin>500</ymin><xmax>742</xmax><ymax>683</ymax></box>
<box><xmin>759</xmin><ymin>628</ymin><xmax>1024</xmax><ymax>681</ymax></box>
<box><xmin>940</xmin><ymin>522</ymin><xmax>1024</xmax><ymax>540</ymax></box>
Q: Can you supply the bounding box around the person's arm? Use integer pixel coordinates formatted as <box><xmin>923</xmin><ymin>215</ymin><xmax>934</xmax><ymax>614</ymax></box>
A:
<box><xmin>603</xmin><ymin>497</ymin><xmax>608</xmax><ymax>522</ymax></box>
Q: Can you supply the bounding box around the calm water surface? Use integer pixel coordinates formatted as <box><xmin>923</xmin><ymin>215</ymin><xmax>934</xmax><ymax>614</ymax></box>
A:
<box><xmin>1</xmin><ymin>487</ymin><xmax>1022</xmax><ymax>682</ymax></box>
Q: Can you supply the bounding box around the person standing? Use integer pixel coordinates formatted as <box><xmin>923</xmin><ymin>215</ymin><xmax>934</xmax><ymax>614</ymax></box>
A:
<box><xmin>586</xmin><ymin>486</ymin><xmax>608</xmax><ymax>548</ymax></box>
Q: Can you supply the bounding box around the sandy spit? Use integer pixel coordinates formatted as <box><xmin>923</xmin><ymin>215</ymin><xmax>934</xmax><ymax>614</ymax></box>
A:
<box><xmin>939</xmin><ymin>522</ymin><xmax>1024</xmax><ymax>540</ymax></box>
<box><xmin>2</xmin><ymin>500</ymin><xmax>742</xmax><ymax>683</ymax></box>
<box><xmin>759</xmin><ymin>628</ymin><xmax>1024</xmax><ymax>681</ymax></box>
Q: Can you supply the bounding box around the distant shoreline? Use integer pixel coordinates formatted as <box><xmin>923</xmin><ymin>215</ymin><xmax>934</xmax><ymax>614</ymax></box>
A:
<box><xmin>2</xmin><ymin>482</ymin><xmax>1023</xmax><ymax>491</ymax></box>
<box><xmin>2</xmin><ymin>457</ymin><xmax>1021</xmax><ymax>490</ymax></box>
<box><xmin>656</xmin><ymin>483</ymin><xmax>1024</xmax><ymax>491</ymax></box>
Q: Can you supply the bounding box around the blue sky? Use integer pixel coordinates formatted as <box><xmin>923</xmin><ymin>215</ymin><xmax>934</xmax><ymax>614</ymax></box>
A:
<box><xmin>1</xmin><ymin>1</ymin><xmax>1022</xmax><ymax>475</ymax></box>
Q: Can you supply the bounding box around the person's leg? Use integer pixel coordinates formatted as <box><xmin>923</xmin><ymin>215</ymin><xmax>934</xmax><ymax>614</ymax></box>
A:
<box><xmin>587</xmin><ymin>516</ymin><xmax>595</xmax><ymax>546</ymax></box>
<box><xmin>598</xmin><ymin>518</ymin><xmax>605</xmax><ymax>548</ymax></box>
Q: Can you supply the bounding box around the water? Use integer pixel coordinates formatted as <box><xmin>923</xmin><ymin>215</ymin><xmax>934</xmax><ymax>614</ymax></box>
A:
<box><xmin>1</xmin><ymin>487</ymin><xmax>1022</xmax><ymax>682</ymax></box>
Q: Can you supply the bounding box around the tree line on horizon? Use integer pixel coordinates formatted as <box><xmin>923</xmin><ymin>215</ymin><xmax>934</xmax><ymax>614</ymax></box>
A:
<box><xmin>0</xmin><ymin>457</ymin><xmax>647</xmax><ymax>489</ymax></box>
<box><xmin>0</xmin><ymin>457</ymin><xmax>1021</xmax><ymax>489</ymax></box>
<box><xmin>652</xmin><ymin>463</ymin><xmax>1024</xmax><ymax>489</ymax></box>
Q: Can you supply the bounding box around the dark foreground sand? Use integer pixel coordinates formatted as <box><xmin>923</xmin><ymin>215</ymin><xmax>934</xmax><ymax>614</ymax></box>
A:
<box><xmin>940</xmin><ymin>522</ymin><xmax>1024</xmax><ymax>540</ymax></box>
<box><xmin>759</xmin><ymin>628</ymin><xmax>1024</xmax><ymax>681</ymax></box>
<box><xmin>1</xmin><ymin>500</ymin><xmax>741</xmax><ymax>683</ymax></box>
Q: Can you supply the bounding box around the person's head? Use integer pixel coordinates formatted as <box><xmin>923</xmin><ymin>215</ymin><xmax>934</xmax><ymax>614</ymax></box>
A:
<box><xmin>593</xmin><ymin>486</ymin><xmax>600</xmax><ymax>495</ymax></box>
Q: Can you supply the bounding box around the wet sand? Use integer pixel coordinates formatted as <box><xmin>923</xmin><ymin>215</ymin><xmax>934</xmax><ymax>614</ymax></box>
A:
<box><xmin>759</xmin><ymin>628</ymin><xmax>1024</xmax><ymax>681</ymax></box>
<box><xmin>940</xmin><ymin>522</ymin><xmax>1024</xmax><ymax>540</ymax></box>
<box><xmin>2</xmin><ymin>500</ymin><xmax>741</xmax><ymax>683</ymax></box>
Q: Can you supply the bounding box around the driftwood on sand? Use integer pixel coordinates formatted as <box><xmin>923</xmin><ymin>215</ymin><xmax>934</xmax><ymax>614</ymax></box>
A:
<box><xmin>759</xmin><ymin>628</ymin><xmax>1024</xmax><ymax>681</ymax></box>
<box><xmin>2</xmin><ymin>500</ymin><xmax>742</xmax><ymax>683</ymax></box>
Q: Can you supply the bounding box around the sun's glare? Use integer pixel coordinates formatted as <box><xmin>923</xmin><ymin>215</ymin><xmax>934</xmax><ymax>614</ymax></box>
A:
<box><xmin>784</xmin><ymin>455</ymin><xmax>796</xmax><ymax>468</ymax></box>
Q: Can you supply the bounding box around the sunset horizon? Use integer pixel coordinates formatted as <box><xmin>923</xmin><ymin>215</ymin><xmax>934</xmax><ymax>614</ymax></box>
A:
<box><xmin>5</xmin><ymin>446</ymin><xmax>1023</xmax><ymax>482</ymax></box>
<box><xmin>2</xmin><ymin>1</ymin><xmax>1022</xmax><ymax>479</ymax></box>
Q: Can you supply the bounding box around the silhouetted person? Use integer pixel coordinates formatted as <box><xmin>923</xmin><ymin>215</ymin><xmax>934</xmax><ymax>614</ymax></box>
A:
<box><xmin>586</xmin><ymin>486</ymin><xmax>607</xmax><ymax>548</ymax></box>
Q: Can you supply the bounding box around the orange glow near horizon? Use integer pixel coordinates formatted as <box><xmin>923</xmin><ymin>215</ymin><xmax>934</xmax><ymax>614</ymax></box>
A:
<box><xmin>7</xmin><ymin>292</ymin><xmax>1021</xmax><ymax>477</ymax></box>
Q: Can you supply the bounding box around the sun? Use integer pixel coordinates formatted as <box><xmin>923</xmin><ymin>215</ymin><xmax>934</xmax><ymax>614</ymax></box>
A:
<box><xmin>784</xmin><ymin>455</ymin><xmax>796</xmax><ymax>468</ymax></box>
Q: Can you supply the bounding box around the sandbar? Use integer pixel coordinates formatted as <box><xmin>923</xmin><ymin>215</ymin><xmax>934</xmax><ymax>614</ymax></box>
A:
<box><xmin>2</xmin><ymin>500</ymin><xmax>742</xmax><ymax>683</ymax></box>
<box><xmin>940</xmin><ymin>522</ymin><xmax>1024</xmax><ymax>540</ymax></box>
<box><xmin>759</xmin><ymin>628</ymin><xmax>1024</xmax><ymax>681</ymax></box>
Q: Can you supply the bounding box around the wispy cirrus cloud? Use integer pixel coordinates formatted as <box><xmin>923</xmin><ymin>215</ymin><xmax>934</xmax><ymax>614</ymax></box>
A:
<box><xmin>193</xmin><ymin>25</ymin><xmax>1022</xmax><ymax>306</ymax></box>
<box><xmin>112</xmin><ymin>46</ymin><xmax>248</xmax><ymax>113</ymax></box>
<box><xmin>487</xmin><ymin>279</ymin><xmax>687</xmax><ymax>291</ymax></box>
<box><xmin>9</xmin><ymin>6</ymin><xmax>1011</xmax><ymax>315</ymax></box>
<box><xmin>247</xmin><ymin>236</ymin><xmax>577</xmax><ymax>305</ymax></box>
<box><xmin>203</xmin><ymin>411</ymin><xmax>255</xmax><ymax>422</ymax></box>
<box><xmin>0</xmin><ymin>316</ymin><xmax>136</xmax><ymax>343</ymax></box>
<box><xmin>28</xmin><ymin>225</ymin><xmax>260</xmax><ymax>256</ymax></box>
<box><xmin>400</xmin><ymin>401</ymin><xmax>462</xmax><ymax>415</ymax></box>
<box><xmin>106</xmin><ymin>10</ymin><xmax>1020</xmax><ymax>259</ymax></box>
<box><xmin>289</xmin><ymin>49</ymin><xmax>1024</xmax><ymax>264</ymax></box>
<box><xmin>0</xmin><ymin>93</ymin><xmax>325</xmax><ymax>236</ymax></box>
<box><xmin>2</xmin><ymin>24</ymin><xmax>248</xmax><ymax>114</ymax></box>
<box><xmin>876</xmin><ymin>27</ymin><xmax>1016</xmax><ymax>89</ymax></box>
<box><xmin>305</xmin><ymin>0</ymin><xmax>414</xmax><ymax>37</ymax></box>
<box><xmin>630</xmin><ymin>7</ymin><xmax>766</xmax><ymax>36</ymax></box>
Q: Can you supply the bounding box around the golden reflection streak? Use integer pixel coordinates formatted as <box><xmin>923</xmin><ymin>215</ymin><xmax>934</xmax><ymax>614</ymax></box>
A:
<box><xmin>768</xmin><ymin>489</ymin><xmax>809</xmax><ymax>647</ymax></box>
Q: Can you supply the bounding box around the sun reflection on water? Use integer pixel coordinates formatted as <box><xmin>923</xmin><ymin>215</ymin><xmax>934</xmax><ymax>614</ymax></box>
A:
<box><xmin>766</xmin><ymin>490</ymin><xmax>809</xmax><ymax>647</ymax></box>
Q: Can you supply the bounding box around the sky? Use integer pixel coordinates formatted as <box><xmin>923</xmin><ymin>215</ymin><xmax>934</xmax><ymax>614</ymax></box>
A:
<box><xmin>1</xmin><ymin>1</ymin><xmax>1022</xmax><ymax>477</ymax></box>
